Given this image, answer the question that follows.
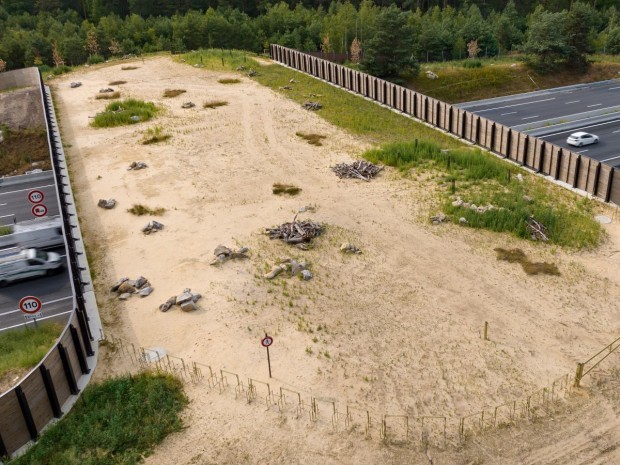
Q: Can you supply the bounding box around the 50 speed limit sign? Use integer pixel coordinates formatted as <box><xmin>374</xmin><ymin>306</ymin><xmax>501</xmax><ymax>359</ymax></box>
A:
<box><xmin>19</xmin><ymin>296</ymin><xmax>43</xmax><ymax>318</ymax></box>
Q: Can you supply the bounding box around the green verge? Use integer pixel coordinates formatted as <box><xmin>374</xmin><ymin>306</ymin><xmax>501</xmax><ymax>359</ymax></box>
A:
<box><xmin>0</xmin><ymin>323</ymin><xmax>63</xmax><ymax>377</ymax></box>
<box><xmin>180</xmin><ymin>50</ymin><xmax>602</xmax><ymax>249</ymax></box>
<box><xmin>92</xmin><ymin>99</ymin><xmax>158</xmax><ymax>128</ymax></box>
<box><xmin>11</xmin><ymin>372</ymin><xmax>188</xmax><ymax>465</ymax></box>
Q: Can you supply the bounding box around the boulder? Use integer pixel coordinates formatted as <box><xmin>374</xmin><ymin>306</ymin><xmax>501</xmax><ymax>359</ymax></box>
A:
<box><xmin>214</xmin><ymin>245</ymin><xmax>232</xmax><ymax>257</ymax></box>
<box><xmin>139</xmin><ymin>286</ymin><xmax>154</xmax><ymax>297</ymax></box>
<box><xmin>191</xmin><ymin>293</ymin><xmax>202</xmax><ymax>302</ymax></box>
<box><xmin>459</xmin><ymin>217</ymin><xmax>468</xmax><ymax>224</ymax></box>
<box><xmin>111</xmin><ymin>277</ymin><xmax>129</xmax><ymax>293</ymax></box>
<box><xmin>98</xmin><ymin>198</ymin><xmax>116</xmax><ymax>209</ymax></box>
<box><xmin>128</xmin><ymin>161</ymin><xmax>148</xmax><ymax>170</ymax></box>
<box><xmin>181</xmin><ymin>102</ymin><xmax>195</xmax><ymax>109</ymax></box>
<box><xmin>301</xmin><ymin>270</ymin><xmax>313</xmax><ymax>280</ymax></box>
<box><xmin>117</xmin><ymin>281</ymin><xmax>136</xmax><ymax>294</ymax></box>
<box><xmin>134</xmin><ymin>276</ymin><xmax>148</xmax><ymax>289</ymax></box>
<box><xmin>70</xmin><ymin>82</ymin><xmax>82</xmax><ymax>88</ymax></box>
<box><xmin>180</xmin><ymin>300</ymin><xmax>197</xmax><ymax>312</ymax></box>
<box><xmin>176</xmin><ymin>289</ymin><xmax>193</xmax><ymax>305</ymax></box>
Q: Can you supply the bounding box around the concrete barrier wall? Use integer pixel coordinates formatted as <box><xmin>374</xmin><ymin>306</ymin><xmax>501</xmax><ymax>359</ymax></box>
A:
<box><xmin>270</xmin><ymin>45</ymin><xmax>618</xmax><ymax>205</ymax></box>
<box><xmin>0</xmin><ymin>68</ymin><xmax>40</xmax><ymax>90</ymax></box>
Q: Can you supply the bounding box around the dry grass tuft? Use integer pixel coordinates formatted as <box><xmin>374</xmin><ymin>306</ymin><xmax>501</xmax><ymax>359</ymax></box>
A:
<box><xmin>272</xmin><ymin>183</ymin><xmax>302</xmax><ymax>196</ymax></box>
<box><xmin>121</xmin><ymin>66</ymin><xmax>139</xmax><ymax>70</ymax></box>
<box><xmin>203</xmin><ymin>100</ymin><xmax>228</xmax><ymax>109</ymax></box>
<box><xmin>163</xmin><ymin>89</ymin><xmax>186</xmax><ymax>98</ymax></box>
<box><xmin>218</xmin><ymin>78</ymin><xmax>240</xmax><ymax>84</ymax></box>
<box><xmin>494</xmin><ymin>247</ymin><xmax>560</xmax><ymax>276</ymax></box>
<box><xmin>296</xmin><ymin>132</ymin><xmax>326</xmax><ymax>146</ymax></box>
<box><xmin>109</xmin><ymin>80</ymin><xmax>127</xmax><ymax>85</ymax></box>
<box><xmin>95</xmin><ymin>91</ymin><xmax>121</xmax><ymax>100</ymax></box>
<box><xmin>142</xmin><ymin>126</ymin><xmax>171</xmax><ymax>145</ymax></box>
<box><xmin>127</xmin><ymin>204</ymin><xmax>166</xmax><ymax>216</ymax></box>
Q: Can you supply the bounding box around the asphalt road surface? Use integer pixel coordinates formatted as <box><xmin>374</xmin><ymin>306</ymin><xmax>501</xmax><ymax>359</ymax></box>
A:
<box><xmin>457</xmin><ymin>80</ymin><xmax>620</xmax><ymax>129</ymax></box>
<box><xmin>0</xmin><ymin>247</ymin><xmax>73</xmax><ymax>332</ymax></box>
<box><xmin>0</xmin><ymin>180</ymin><xmax>60</xmax><ymax>225</ymax></box>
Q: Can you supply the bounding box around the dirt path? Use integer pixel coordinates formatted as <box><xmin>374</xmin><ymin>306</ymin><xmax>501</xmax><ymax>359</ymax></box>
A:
<box><xmin>52</xmin><ymin>55</ymin><xmax>620</xmax><ymax>464</ymax></box>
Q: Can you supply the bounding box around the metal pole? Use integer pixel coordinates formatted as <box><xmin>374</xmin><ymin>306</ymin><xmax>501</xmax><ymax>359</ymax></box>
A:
<box><xmin>266</xmin><ymin>346</ymin><xmax>272</xmax><ymax>378</ymax></box>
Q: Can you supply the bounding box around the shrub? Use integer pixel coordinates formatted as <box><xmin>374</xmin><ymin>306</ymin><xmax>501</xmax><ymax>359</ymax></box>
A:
<box><xmin>87</xmin><ymin>54</ymin><xmax>104</xmax><ymax>65</ymax></box>
<box><xmin>462</xmin><ymin>59</ymin><xmax>483</xmax><ymax>68</ymax></box>
<box><xmin>142</xmin><ymin>126</ymin><xmax>171</xmax><ymax>145</ymax></box>
<box><xmin>218</xmin><ymin>78</ymin><xmax>240</xmax><ymax>84</ymax></box>
<box><xmin>296</xmin><ymin>132</ymin><xmax>326</xmax><ymax>146</ymax></box>
<box><xmin>95</xmin><ymin>91</ymin><xmax>121</xmax><ymax>100</ymax></box>
<box><xmin>163</xmin><ymin>89</ymin><xmax>186</xmax><ymax>98</ymax></box>
<box><xmin>92</xmin><ymin>99</ymin><xmax>158</xmax><ymax>128</ymax></box>
<box><xmin>203</xmin><ymin>100</ymin><xmax>228</xmax><ymax>109</ymax></box>
<box><xmin>272</xmin><ymin>183</ymin><xmax>301</xmax><ymax>196</ymax></box>
<box><xmin>127</xmin><ymin>204</ymin><xmax>166</xmax><ymax>216</ymax></box>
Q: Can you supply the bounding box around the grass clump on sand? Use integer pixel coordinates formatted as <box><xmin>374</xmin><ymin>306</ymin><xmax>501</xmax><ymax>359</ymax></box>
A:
<box><xmin>11</xmin><ymin>372</ymin><xmax>187</xmax><ymax>465</ymax></box>
<box><xmin>218</xmin><ymin>78</ymin><xmax>241</xmax><ymax>84</ymax></box>
<box><xmin>92</xmin><ymin>99</ymin><xmax>158</xmax><ymax>128</ymax></box>
<box><xmin>109</xmin><ymin>80</ymin><xmax>127</xmax><ymax>85</ymax></box>
<box><xmin>95</xmin><ymin>91</ymin><xmax>120</xmax><ymax>100</ymax></box>
<box><xmin>121</xmin><ymin>66</ymin><xmax>139</xmax><ymax>70</ymax></box>
<box><xmin>494</xmin><ymin>247</ymin><xmax>560</xmax><ymax>276</ymax></box>
<box><xmin>163</xmin><ymin>89</ymin><xmax>186</xmax><ymax>98</ymax></box>
<box><xmin>127</xmin><ymin>204</ymin><xmax>166</xmax><ymax>216</ymax></box>
<box><xmin>203</xmin><ymin>100</ymin><xmax>228</xmax><ymax>109</ymax></box>
<box><xmin>273</xmin><ymin>183</ymin><xmax>302</xmax><ymax>196</ymax></box>
<box><xmin>142</xmin><ymin>126</ymin><xmax>171</xmax><ymax>145</ymax></box>
<box><xmin>0</xmin><ymin>323</ymin><xmax>62</xmax><ymax>378</ymax></box>
<box><xmin>296</xmin><ymin>132</ymin><xmax>326</xmax><ymax>146</ymax></box>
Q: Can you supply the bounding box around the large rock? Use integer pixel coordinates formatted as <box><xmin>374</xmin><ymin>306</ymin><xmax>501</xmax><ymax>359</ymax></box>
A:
<box><xmin>180</xmin><ymin>300</ymin><xmax>197</xmax><ymax>312</ymax></box>
<box><xmin>111</xmin><ymin>277</ymin><xmax>129</xmax><ymax>293</ymax></box>
<box><xmin>159</xmin><ymin>296</ymin><xmax>176</xmax><ymax>312</ymax></box>
<box><xmin>139</xmin><ymin>286</ymin><xmax>153</xmax><ymax>297</ymax></box>
<box><xmin>117</xmin><ymin>281</ymin><xmax>136</xmax><ymax>294</ymax></box>
<box><xmin>176</xmin><ymin>288</ymin><xmax>193</xmax><ymax>305</ymax></box>
<box><xmin>98</xmin><ymin>198</ymin><xmax>116</xmax><ymax>209</ymax></box>
<box><xmin>134</xmin><ymin>276</ymin><xmax>148</xmax><ymax>289</ymax></box>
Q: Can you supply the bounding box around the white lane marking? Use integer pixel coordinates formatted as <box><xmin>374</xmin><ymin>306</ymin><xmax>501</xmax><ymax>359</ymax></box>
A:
<box><xmin>0</xmin><ymin>184</ymin><xmax>55</xmax><ymax>196</ymax></box>
<box><xmin>533</xmin><ymin>117</ymin><xmax>620</xmax><ymax>137</ymax></box>
<box><xmin>518</xmin><ymin>106</ymin><xmax>620</xmax><ymax>131</ymax></box>
<box><xmin>565</xmin><ymin>100</ymin><xmax>580</xmax><ymax>104</ymax></box>
<box><xmin>576</xmin><ymin>149</ymin><xmax>589</xmax><ymax>153</ymax></box>
<box><xmin>0</xmin><ymin>295</ymin><xmax>73</xmax><ymax>317</ymax></box>
<box><xmin>587</xmin><ymin>104</ymin><xmax>602</xmax><ymax>108</ymax></box>
<box><xmin>0</xmin><ymin>204</ymin><xmax>6</xmax><ymax>207</ymax></box>
<box><xmin>609</xmin><ymin>87</ymin><xmax>620</xmax><ymax>90</ymax></box>
<box><xmin>601</xmin><ymin>155</ymin><xmax>620</xmax><ymax>163</ymax></box>
<box><xmin>613</xmin><ymin>130</ymin><xmax>620</xmax><ymax>133</ymax></box>
<box><xmin>475</xmin><ymin>97</ymin><xmax>556</xmax><ymax>113</ymax></box>
<box><xmin>0</xmin><ymin>309</ymin><xmax>73</xmax><ymax>332</ymax></box>
<box><xmin>500</xmin><ymin>111</ymin><xmax>517</xmax><ymax>115</ymax></box>
<box><xmin>521</xmin><ymin>115</ymin><xmax>540</xmax><ymax>120</ymax></box>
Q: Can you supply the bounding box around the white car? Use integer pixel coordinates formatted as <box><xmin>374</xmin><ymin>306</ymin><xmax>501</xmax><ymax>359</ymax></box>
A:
<box><xmin>567</xmin><ymin>132</ymin><xmax>599</xmax><ymax>147</ymax></box>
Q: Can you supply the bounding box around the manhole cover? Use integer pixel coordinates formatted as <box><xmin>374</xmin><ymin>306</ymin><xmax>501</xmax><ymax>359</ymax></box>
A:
<box><xmin>595</xmin><ymin>215</ymin><xmax>612</xmax><ymax>224</ymax></box>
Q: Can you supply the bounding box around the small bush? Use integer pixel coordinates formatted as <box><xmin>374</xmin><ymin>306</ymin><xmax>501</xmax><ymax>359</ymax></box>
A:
<box><xmin>203</xmin><ymin>100</ymin><xmax>228</xmax><ymax>109</ymax></box>
<box><xmin>92</xmin><ymin>99</ymin><xmax>158</xmax><ymax>128</ymax></box>
<box><xmin>272</xmin><ymin>183</ymin><xmax>302</xmax><ymax>196</ymax></box>
<box><xmin>142</xmin><ymin>126</ymin><xmax>171</xmax><ymax>145</ymax></box>
<box><xmin>87</xmin><ymin>54</ymin><xmax>104</xmax><ymax>65</ymax></box>
<box><xmin>163</xmin><ymin>89</ymin><xmax>186</xmax><ymax>98</ymax></box>
<box><xmin>95</xmin><ymin>91</ymin><xmax>121</xmax><ymax>100</ymax></box>
<box><xmin>462</xmin><ymin>59</ymin><xmax>483</xmax><ymax>68</ymax></box>
<box><xmin>109</xmin><ymin>80</ymin><xmax>127</xmax><ymax>85</ymax></box>
<box><xmin>121</xmin><ymin>66</ymin><xmax>139</xmax><ymax>70</ymax></box>
<box><xmin>296</xmin><ymin>132</ymin><xmax>326</xmax><ymax>146</ymax></box>
<box><xmin>218</xmin><ymin>78</ymin><xmax>240</xmax><ymax>84</ymax></box>
<box><xmin>128</xmin><ymin>204</ymin><xmax>166</xmax><ymax>216</ymax></box>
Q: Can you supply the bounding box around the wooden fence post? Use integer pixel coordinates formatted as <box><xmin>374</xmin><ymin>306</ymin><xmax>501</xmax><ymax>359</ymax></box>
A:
<box><xmin>574</xmin><ymin>362</ymin><xmax>584</xmax><ymax>387</ymax></box>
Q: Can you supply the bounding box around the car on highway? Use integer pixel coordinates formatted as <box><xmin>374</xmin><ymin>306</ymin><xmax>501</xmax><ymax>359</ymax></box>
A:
<box><xmin>567</xmin><ymin>132</ymin><xmax>599</xmax><ymax>147</ymax></box>
<box><xmin>0</xmin><ymin>248</ymin><xmax>63</xmax><ymax>286</ymax></box>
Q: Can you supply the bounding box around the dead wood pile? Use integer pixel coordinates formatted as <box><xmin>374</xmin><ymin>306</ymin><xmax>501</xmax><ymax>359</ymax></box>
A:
<box><xmin>266</xmin><ymin>216</ymin><xmax>323</xmax><ymax>244</ymax></box>
<box><xmin>332</xmin><ymin>160</ymin><xmax>384</xmax><ymax>181</ymax></box>
<box><xmin>303</xmin><ymin>101</ymin><xmax>322</xmax><ymax>111</ymax></box>
<box><xmin>526</xmin><ymin>216</ymin><xmax>548</xmax><ymax>242</ymax></box>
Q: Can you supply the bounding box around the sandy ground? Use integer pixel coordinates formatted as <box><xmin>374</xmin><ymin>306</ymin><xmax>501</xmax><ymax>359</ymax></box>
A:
<box><xmin>52</xmin><ymin>56</ymin><xmax>620</xmax><ymax>464</ymax></box>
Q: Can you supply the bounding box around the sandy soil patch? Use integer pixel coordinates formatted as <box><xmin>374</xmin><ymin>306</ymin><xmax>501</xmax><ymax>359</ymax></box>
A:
<box><xmin>52</xmin><ymin>56</ymin><xmax>620</xmax><ymax>464</ymax></box>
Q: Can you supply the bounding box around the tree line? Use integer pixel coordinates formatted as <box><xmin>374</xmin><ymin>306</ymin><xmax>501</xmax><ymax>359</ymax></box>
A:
<box><xmin>1</xmin><ymin>0</ymin><xmax>619</xmax><ymax>77</ymax></box>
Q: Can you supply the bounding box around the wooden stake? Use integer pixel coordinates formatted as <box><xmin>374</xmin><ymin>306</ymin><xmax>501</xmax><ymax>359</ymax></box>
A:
<box><xmin>483</xmin><ymin>321</ymin><xmax>488</xmax><ymax>341</ymax></box>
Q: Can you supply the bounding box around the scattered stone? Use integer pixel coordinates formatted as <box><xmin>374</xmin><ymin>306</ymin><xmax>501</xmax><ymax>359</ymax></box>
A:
<box><xmin>340</xmin><ymin>243</ymin><xmax>362</xmax><ymax>254</ymax></box>
<box><xmin>119</xmin><ymin>293</ymin><xmax>132</xmax><ymax>300</ymax></box>
<box><xmin>99</xmin><ymin>87</ymin><xmax>114</xmax><ymax>93</ymax></box>
<box><xmin>209</xmin><ymin>245</ymin><xmax>250</xmax><ymax>265</ymax></box>
<box><xmin>117</xmin><ymin>281</ymin><xmax>136</xmax><ymax>294</ymax></box>
<box><xmin>459</xmin><ymin>217</ymin><xmax>468</xmax><ymax>224</ymax></box>
<box><xmin>159</xmin><ymin>296</ymin><xmax>176</xmax><ymax>312</ymax></box>
<box><xmin>470</xmin><ymin>204</ymin><xmax>477</xmax><ymax>210</ymax></box>
<box><xmin>301</xmin><ymin>270</ymin><xmax>313</xmax><ymax>280</ymax></box>
<box><xmin>279</xmin><ymin>86</ymin><xmax>292</xmax><ymax>90</ymax></box>
<box><xmin>134</xmin><ymin>276</ymin><xmax>148</xmax><ymax>288</ymax></box>
<box><xmin>247</xmin><ymin>69</ymin><xmax>257</xmax><ymax>77</ymax></box>
<box><xmin>236</xmin><ymin>65</ymin><xmax>246</xmax><ymax>71</ymax></box>
<box><xmin>523</xmin><ymin>195</ymin><xmax>533</xmax><ymax>203</ymax></box>
<box><xmin>128</xmin><ymin>161</ymin><xmax>148</xmax><ymax>170</ymax></box>
<box><xmin>176</xmin><ymin>288</ymin><xmax>194</xmax><ymax>305</ymax></box>
<box><xmin>98</xmin><ymin>198</ymin><xmax>117</xmax><ymax>209</ymax></box>
<box><xmin>462</xmin><ymin>202</ymin><xmax>471</xmax><ymax>208</ymax></box>
<box><xmin>264</xmin><ymin>265</ymin><xmax>283</xmax><ymax>279</ymax></box>
<box><xmin>70</xmin><ymin>82</ymin><xmax>82</xmax><ymax>88</ymax></box>
<box><xmin>110</xmin><ymin>277</ymin><xmax>129</xmax><ymax>292</ymax></box>
<box><xmin>112</xmin><ymin>275</ymin><xmax>153</xmax><ymax>301</ymax></box>
<box><xmin>289</xmin><ymin>78</ymin><xmax>297</xmax><ymax>83</ymax></box>
<box><xmin>425</xmin><ymin>70</ymin><xmax>438</xmax><ymax>79</ymax></box>
<box><xmin>181</xmin><ymin>102</ymin><xmax>195</xmax><ymax>108</ymax></box>
<box><xmin>430</xmin><ymin>213</ymin><xmax>447</xmax><ymax>225</ymax></box>
<box><xmin>516</xmin><ymin>173</ymin><xmax>524</xmax><ymax>183</ymax></box>
<box><xmin>180</xmin><ymin>300</ymin><xmax>198</xmax><ymax>312</ymax></box>
<box><xmin>160</xmin><ymin>288</ymin><xmax>201</xmax><ymax>313</ymax></box>
<box><xmin>298</xmin><ymin>205</ymin><xmax>316</xmax><ymax>213</ymax></box>
<box><xmin>129</xmin><ymin>115</ymin><xmax>141</xmax><ymax>122</ymax></box>
<box><xmin>139</xmin><ymin>286</ymin><xmax>154</xmax><ymax>297</ymax></box>
<box><xmin>264</xmin><ymin>258</ymin><xmax>312</xmax><ymax>280</ymax></box>
<box><xmin>452</xmin><ymin>198</ymin><xmax>464</xmax><ymax>207</ymax></box>
<box><xmin>142</xmin><ymin>221</ymin><xmax>164</xmax><ymax>235</ymax></box>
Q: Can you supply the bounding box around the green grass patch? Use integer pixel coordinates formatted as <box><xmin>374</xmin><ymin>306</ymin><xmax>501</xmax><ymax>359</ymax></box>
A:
<box><xmin>363</xmin><ymin>141</ymin><xmax>602</xmax><ymax>248</ymax></box>
<box><xmin>92</xmin><ymin>99</ymin><xmax>158</xmax><ymax>128</ymax></box>
<box><xmin>494</xmin><ymin>247</ymin><xmax>560</xmax><ymax>276</ymax></box>
<box><xmin>127</xmin><ymin>204</ymin><xmax>166</xmax><ymax>216</ymax></box>
<box><xmin>296</xmin><ymin>132</ymin><xmax>326</xmax><ymax>146</ymax></box>
<box><xmin>203</xmin><ymin>100</ymin><xmax>228</xmax><ymax>109</ymax></box>
<box><xmin>142</xmin><ymin>125</ymin><xmax>171</xmax><ymax>145</ymax></box>
<box><xmin>109</xmin><ymin>80</ymin><xmax>127</xmax><ymax>85</ymax></box>
<box><xmin>163</xmin><ymin>88</ymin><xmax>186</xmax><ymax>98</ymax></box>
<box><xmin>273</xmin><ymin>183</ymin><xmax>302</xmax><ymax>196</ymax></box>
<box><xmin>0</xmin><ymin>225</ymin><xmax>11</xmax><ymax>236</ymax></box>
<box><xmin>95</xmin><ymin>91</ymin><xmax>121</xmax><ymax>100</ymax></box>
<box><xmin>218</xmin><ymin>78</ymin><xmax>240</xmax><ymax>84</ymax></box>
<box><xmin>0</xmin><ymin>126</ymin><xmax>51</xmax><ymax>176</ymax></box>
<box><xmin>11</xmin><ymin>372</ymin><xmax>187</xmax><ymax>465</ymax></box>
<box><xmin>0</xmin><ymin>323</ymin><xmax>63</xmax><ymax>378</ymax></box>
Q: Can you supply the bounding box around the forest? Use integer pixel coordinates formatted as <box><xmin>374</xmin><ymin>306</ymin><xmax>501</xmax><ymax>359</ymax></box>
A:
<box><xmin>1</xmin><ymin>0</ymin><xmax>619</xmax><ymax>76</ymax></box>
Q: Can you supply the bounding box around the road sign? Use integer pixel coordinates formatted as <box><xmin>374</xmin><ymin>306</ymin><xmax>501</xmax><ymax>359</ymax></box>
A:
<box><xmin>27</xmin><ymin>190</ymin><xmax>45</xmax><ymax>204</ymax></box>
<box><xmin>19</xmin><ymin>296</ymin><xmax>43</xmax><ymax>315</ymax></box>
<box><xmin>32</xmin><ymin>204</ymin><xmax>48</xmax><ymax>217</ymax></box>
<box><xmin>24</xmin><ymin>313</ymin><xmax>42</xmax><ymax>320</ymax></box>
<box><xmin>261</xmin><ymin>336</ymin><xmax>273</xmax><ymax>347</ymax></box>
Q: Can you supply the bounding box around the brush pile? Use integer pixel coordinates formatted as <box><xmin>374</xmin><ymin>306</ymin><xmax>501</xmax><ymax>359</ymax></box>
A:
<box><xmin>266</xmin><ymin>216</ymin><xmax>323</xmax><ymax>244</ymax></box>
<box><xmin>332</xmin><ymin>160</ymin><xmax>384</xmax><ymax>181</ymax></box>
<box><xmin>303</xmin><ymin>101</ymin><xmax>322</xmax><ymax>111</ymax></box>
<box><xmin>526</xmin><ymin>216</ymin><xmax>548</xmax><ymax>242</ymax></box>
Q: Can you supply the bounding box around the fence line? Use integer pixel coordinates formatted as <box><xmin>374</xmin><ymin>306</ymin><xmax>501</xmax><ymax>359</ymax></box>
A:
<box><xmin>268</xmin><ymin>44</ymin><xmax>620</xmax><ymax>206</ymax></box>
<box><xmin>574</xmin><ymin>335</ymin><xmax>620</xmax><ymax>387</ymax></box>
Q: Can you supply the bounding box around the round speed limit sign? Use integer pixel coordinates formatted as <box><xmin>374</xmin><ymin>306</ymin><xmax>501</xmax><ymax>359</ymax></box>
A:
<box><xmin>19</xmin><ymin>296</ymin><xmax>43</xmax><ymax>315</ymax></box>
<box><xmin>261</xmin><ymin>336</ymin><xmax>273</xmax><ymax>347</ymax></box>
<box><xmin>27</xmin><ymin>190</ymin><xmax>45</xmax><ymax>204</ymax></box>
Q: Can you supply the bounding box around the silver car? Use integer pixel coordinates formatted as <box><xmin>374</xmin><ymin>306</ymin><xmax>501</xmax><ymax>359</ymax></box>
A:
<box><xmin>567</xmin><ymin>132</ymin><xmax>599</xmax><ymax>147</ymax></box>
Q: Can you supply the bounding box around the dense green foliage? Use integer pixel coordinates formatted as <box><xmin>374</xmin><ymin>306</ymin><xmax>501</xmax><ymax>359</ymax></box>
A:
<box><xmin>363</xmin><ymin>141</ymin><xmax>602</xmax><ymax>248</ymax></box>
<box><xmin>0</xmin><ymin>323</ymin><xmax>62</xmax><ymax>377</ymax></box>
<box><xmin>91</xmin><ymin>99</ymin><xmax>158</xmax><ymax>127</ymax></box>
<box><xmin>10</xmin><ymin>372</ymin><xmax>188</xmax><ymax>465</ymax></box>
<box><xmin>1</xmin><ymin>1</ymin><xmax>619</xmax><ymax>77</ymax></box>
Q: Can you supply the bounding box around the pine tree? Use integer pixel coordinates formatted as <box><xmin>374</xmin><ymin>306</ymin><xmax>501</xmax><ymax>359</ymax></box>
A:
<box><xmin>350</xmin><ymin>37</ymin><xmax>361</xmax><ymax>64</ymax></box>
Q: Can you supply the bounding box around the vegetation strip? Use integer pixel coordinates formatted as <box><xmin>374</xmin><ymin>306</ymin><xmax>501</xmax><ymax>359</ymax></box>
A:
<box><xmin>0</xmin><ymin>323</ymin><xmax>62</xmax><ymax>379</ymax></box>
<box><xmin>91</xmin><ymin>99</ymin><xmax>158</xmax><ymax>128</ymax></box>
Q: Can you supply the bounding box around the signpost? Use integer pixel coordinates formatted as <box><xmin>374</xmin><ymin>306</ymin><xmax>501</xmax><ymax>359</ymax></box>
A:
<box><xmin>31</xmin><ymin>204</ymin><xmax>48</xmax><ymax>217</ymax></box>
<box><xmin>27</xmin><ymin>190</ymin><xmax>45</xmax><ymax>204</ymax></box>
<box><xmin>19</xmin><ymin>296</ymin><xmax>43</xmax><ymax>327</ymax></box>
<box><xmin>261</xmin><ymin>334</ymin><xmax>274</xmax><ymax>378</ymax></box>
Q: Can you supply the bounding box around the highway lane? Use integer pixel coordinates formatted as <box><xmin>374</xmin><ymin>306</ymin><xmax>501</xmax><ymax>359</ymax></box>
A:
<box><xmin>0</xmin><ymin>181</ymin><xmax>60</xmax><ymax>225</ymax></box>
<box><xmin>0</xmin><ymin>248</ymin><xmax>73</xmax><ymax>331</ymax></box>
<box><xmin>457</xmin><ymin>80</ymin><xmax>620</xmax><ymax>128</ymax></box>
